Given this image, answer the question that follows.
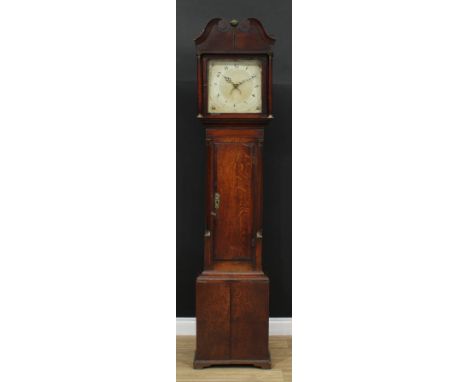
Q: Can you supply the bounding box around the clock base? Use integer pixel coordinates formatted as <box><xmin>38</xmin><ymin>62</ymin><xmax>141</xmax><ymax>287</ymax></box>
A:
<box><xmin>194</xmin><ymin>274</ymin><xmax>270</xmax><ymax>369</ymax></box>
<box><xmin>193</xmin><ymin>354</ymin><xmax>272</xmax><ymax>369</ymax></box>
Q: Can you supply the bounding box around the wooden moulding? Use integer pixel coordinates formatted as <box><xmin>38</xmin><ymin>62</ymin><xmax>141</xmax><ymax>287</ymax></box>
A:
<box><xmin>193</xmin><ymin>357</ymin><xmax>272</xmax><ymax>370</ymax></box>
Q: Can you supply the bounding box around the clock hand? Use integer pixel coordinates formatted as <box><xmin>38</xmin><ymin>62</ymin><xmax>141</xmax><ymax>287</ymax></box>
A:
<box><xmin>223</xmin><ymin>76</ymin><xmax>234</xmax><ymax>85</ymax></box>
<box><xmin>224</xmin><ymin>75</ymin><xmax>244</xmax><ymax>94</ymax></box>
<box><xmin>237</xmin><ymin>75</ymin><xmax>256</xmax><ymax>86</ymax></box>
<box><xmin>224</xmin><ymin>75</ymin><xmax>241</xmax><ymax>94</ymax></box>
<box><xmin>230</xmin><ymin>83</ymin><xmax>241</xmax><ymax>95</ymax></box>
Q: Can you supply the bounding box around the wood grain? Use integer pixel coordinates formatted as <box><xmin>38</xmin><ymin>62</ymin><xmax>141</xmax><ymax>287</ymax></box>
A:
<box><xmin>213</xmin><ymin>142</ymin><xmax>254</xmax><ymax>261</ymax></box>
<box><xmin>195</xmin><ymin>278</ymin><xmax>270</xmax><ymax>366</ymax></box>
<box><xmin>177</xmin><ymin>336</ymin><xmax>291</xmax><ymax>382</ymax></box>
<box><xmin>196</xmin><ymin>282</ymin><xmax>230</xmax><ymax>360</ymax></box>
<box><xmin>205</xmin><ymin>128</ymin><xmax>264</xmax><ymax>273</ymax></box>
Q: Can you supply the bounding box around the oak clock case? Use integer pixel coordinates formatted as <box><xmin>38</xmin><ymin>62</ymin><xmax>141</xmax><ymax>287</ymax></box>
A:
<box><xmin>194</xmin><ymin>18</ymin><xmax>275</xmax><ymax>370</ymax></box>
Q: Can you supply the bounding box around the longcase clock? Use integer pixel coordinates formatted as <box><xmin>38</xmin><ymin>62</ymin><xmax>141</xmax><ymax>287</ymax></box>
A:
<box><xmin>193</xmin><ymin>18</ymin><xmax>275</xmax><ymax>369</ymax></box>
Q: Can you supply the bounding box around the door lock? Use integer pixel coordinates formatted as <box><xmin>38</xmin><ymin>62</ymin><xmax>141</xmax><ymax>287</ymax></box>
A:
<box><xmin>214</xmin><ymin>192</ymin><xmax>221</xmax><ymax>210</ymax></box>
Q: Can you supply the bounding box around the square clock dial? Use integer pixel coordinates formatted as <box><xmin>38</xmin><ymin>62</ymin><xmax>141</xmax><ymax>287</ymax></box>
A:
<box><xmin>207</xmin><ymin>59</ymin><xmax>262</xmax><ymax>113</ymax></box>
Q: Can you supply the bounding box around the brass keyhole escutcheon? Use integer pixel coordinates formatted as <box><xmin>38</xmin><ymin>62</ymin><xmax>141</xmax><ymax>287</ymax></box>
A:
<box><xmin>214</xmin><ymin>192</ymin><xmax>221</xmax><ymax>210</ymax></box>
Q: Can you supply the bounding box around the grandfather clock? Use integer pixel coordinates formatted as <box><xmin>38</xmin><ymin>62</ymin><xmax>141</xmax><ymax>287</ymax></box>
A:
<box><xmin>193</xmin><ymin>18</ymin><xmax>275</xmax><ymax>369</ymax></box>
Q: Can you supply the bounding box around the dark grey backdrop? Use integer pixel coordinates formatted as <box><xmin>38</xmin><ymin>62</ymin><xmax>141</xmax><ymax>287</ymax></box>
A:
<box><xmin>177</xmin><ymin>0</ymin><xmax>291</xmax><ymax>317</ymax></box>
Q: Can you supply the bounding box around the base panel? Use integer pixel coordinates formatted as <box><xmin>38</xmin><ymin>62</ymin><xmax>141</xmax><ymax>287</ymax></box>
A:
<box><xmin>195</xmin><ymin>275</ymin><xmax>270</xmax><ymax>367</ymax></box>
<box><xmin>193</xmin><ymin>353</ymin><xmax>271</xmax><ymax>369</ymax></box>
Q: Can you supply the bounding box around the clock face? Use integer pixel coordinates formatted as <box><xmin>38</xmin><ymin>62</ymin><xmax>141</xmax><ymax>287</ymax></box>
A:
<box><xmin>207</xmin><ymin>59</ymin><xmax>262</xmax><ymax>114</ymax></box>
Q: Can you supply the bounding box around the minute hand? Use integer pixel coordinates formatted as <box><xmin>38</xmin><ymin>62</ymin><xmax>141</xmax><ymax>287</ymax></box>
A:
<box><xmin>237</xmin><ymin>75</ymin><xmax>256</xmax><ymax>86</ymax></box>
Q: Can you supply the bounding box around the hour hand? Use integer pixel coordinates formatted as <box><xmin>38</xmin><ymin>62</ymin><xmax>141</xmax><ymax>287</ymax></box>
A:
<box><xmin>223</xmin><ymin>76</ymin><xmax>233</xmax><ymax>84</ymax></box>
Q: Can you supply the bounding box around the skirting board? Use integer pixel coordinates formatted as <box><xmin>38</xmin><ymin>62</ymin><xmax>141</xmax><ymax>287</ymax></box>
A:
<box><xmin>176</xmin><ymin>317</ymin><xmax>291</xmax><ymax>336</ymax></box>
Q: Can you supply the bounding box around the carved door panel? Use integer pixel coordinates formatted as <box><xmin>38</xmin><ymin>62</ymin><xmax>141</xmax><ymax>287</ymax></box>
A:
<box><xmin>212</xmin><ymin>141</ymin><xmax>257</xmax><ymax>263</ymax></box>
